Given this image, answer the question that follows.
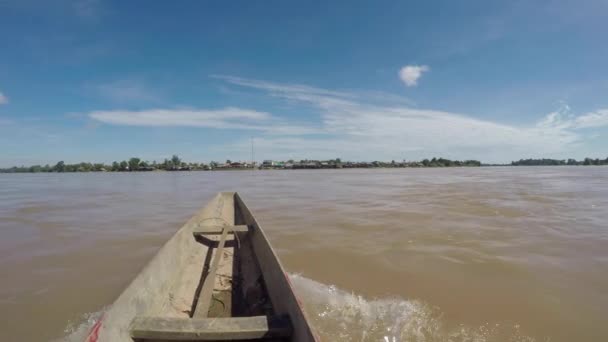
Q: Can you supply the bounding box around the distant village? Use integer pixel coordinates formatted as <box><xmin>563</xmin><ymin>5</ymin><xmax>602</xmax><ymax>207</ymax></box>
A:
<box><xmin>185</xmin><ymin>157</ymin><xmax>482</xmax><ymax>171</ymax></box>
<box><xmin>0</xmin><ymin>156</ymin><xmax>482</xmax><ymax>173</ymax></box>
<box><xmin>256</xmin><ymin>158</ymin><xmax>482</xmax><ymax>169</ymax></box>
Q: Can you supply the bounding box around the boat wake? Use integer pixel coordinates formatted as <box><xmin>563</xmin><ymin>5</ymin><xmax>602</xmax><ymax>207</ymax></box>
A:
<box><xmin>59</xmin><ymin>275</ymin><xmax>535</xmax><ymax>342</ymax></box>
<box><xmin>56</xmin><ymin>308</ymin><xmax>105</xmax><ymax>342</ymax></box>
<box><xmin>288</xmin><ymin>274</ymin><xmax>536</xmax><ymax>342</ymax></box>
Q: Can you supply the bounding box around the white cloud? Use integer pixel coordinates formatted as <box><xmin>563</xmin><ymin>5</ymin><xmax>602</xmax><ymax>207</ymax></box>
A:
<box><xmin>536</xmin><ymin>105</ymin><xmax>608</xmax><ymax>130</ymax></box>
<box><xmin>398</xmin><ymin>65</ymin><xmax>429</xmax><ymax>87</ymax></box>
<box><xmin>85</xmin><ymin>76</ymin><xmax>607</xmax><ymax>163</ymax></box>
<box><xmin>573</xmin><ymin>109</ymin><xmax>608</xmax><ymax>129</ymax></box>
<box><xmin>213</xmin><ymin>75</ymin><xmax>415</xmax><ymax>106</ymax></box>
<box><xmin>88</xmin><ymin>107</ymin><xmax>323</xmax><ymax>135</ymax></box>
<box><xmin>92</xmin><ymin>80</ymin><xmax>159</xmax><ymax>103</ymax></box>
<box><xmin>90</xmin><ymin>108</ymin><xmax>270</xmax><ymax>128</ymax></box>
<box><xmin>212</xmin><ymin>75</ymin><xmax>353</xmax><ymax>99</ymax></box>
<box><xmin>219</xmin><ymin>76</ymin><xmax>605</xmax><ymax>162</ymax></box>
<box><xmin>0</xmin><ymin>92</ymin><xmax>8</xmax><ymax>104</ymax></box>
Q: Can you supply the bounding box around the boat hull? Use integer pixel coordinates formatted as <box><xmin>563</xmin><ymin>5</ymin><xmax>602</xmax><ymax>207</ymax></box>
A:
<box><xmin>85</xmin><ymin>192</ymin><xmax>317</xmax><ymax>342</ymax></box>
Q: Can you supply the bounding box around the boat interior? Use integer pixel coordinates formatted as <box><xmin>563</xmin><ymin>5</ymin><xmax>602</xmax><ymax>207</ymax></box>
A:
<box><xmin>128</xmin><ymin>193</ymin><xmax>296</xmax><ymax>341</ymax></box>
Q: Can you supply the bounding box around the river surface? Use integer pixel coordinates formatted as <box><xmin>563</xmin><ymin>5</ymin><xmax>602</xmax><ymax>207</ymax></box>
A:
<box><xmin>1</xmin><ymin>167</ymin><xmax>607</xmax><ymax>341</ymax></box>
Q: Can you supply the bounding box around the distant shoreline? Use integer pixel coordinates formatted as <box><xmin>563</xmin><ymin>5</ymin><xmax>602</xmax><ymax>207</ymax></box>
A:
<box><xmin>1</xmin><ymin>156</ymin><xmax>607</xmax><ymax>173</ymax></box>
<box><xmin>2</xmin><ymin>164</ymin><xmax>608</xmax><ymax>175</ymax></box>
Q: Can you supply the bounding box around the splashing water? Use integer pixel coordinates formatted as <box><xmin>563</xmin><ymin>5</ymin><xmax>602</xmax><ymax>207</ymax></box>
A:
<box><xmin>288</xmin><ymin>274</ymin><xmax>536</xmax><ymax>342</ymax></box>
<box><xmin>57</xmin><ymin>308</ymin><xmax>105</xmax><ymax>342</ymax></box>
<box><xmin>58</xmin><ymin>275</ymin><xmax>535</xmax><ymax>342</ymax></box>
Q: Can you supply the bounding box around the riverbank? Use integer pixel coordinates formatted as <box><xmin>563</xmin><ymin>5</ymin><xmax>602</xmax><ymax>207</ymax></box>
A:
<box><xmin>1</xmin><ymin>157</ymin><xmax>481</xmax><ymax>173</ymax></box>
<box><xmin>3</xmin><ymin>156</ymin><xmax>607</xmax><ymax>173</ymax></box>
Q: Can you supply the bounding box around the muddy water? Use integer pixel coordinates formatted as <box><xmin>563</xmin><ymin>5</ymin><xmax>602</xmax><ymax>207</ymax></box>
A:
<box><xmin>0</xmin><ymin>167</ymin><xmax>607</xmax><ymax>341</ymax></box>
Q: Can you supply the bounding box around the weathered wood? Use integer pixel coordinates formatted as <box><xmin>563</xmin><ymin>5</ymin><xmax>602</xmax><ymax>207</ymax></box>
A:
<box><xmin>193</xmin><ymin>225</ymin><xmax>249</xmax><ymax>235</ymax></box>
<box><xmin>87</xmin><ymin>192</ymin><xmax>317</xmax><ymax>342</ymax></box>
<box><xmin>194</xmin><ymin>226</ymin><xmax>229</xmax><ymax>318</ymax></box>
<box><xmin>154</xmin><ymin>241</ymin><xmax>207</xmax><ymax>317</ymax></box>
<box><xmin>129</xmin><ymin>315</ymin><xmax>292</xmax><ymax>340</ymax></box>
<box><xmin>88</xmin><ymin>194</ymin><xmax>232</xmax><ymax>341</ymax></box>
<box><xmin>191</xmin><ymin>193</ymin><xmax>236</xmax><ymax>319</ymax></box>
<box><xmin>235</xmin><ymin>193</ymin><xmax>318</xmax><ymax>342</ymax></box>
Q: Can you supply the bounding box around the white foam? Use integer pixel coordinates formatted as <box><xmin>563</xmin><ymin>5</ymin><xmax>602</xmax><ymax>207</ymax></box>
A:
<box><xmin>289</xmin><ymin>273</ymin><xmax>444</xmax><ymax>341</ymax></box>
<box><xmin>58</xmin><ymin>275</ymin><xmax>536</xmax><ymax>342</ymax></box>
<box><xmin>56</xmin><ymin>308</ymin><xmax>106</xmax><ymax>342</ymax></box>
<box><xmin>288</xmin><ymin>273</ymin><xmax>536</xmax><ymax>342</ymax></box>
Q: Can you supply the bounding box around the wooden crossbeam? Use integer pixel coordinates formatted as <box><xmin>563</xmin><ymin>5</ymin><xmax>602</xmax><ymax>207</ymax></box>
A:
<box><xmin>193</xmin><ymin>225</ymin><xmax>249</xmax><ymax>236</ymax></box>
<box><xmin>130</xmin><ymin>315</ymin><xmax>292</xmax><ymax>340</ymax></box>
<box><xmin>194</xmin><ymin>226</ymin><xmax>230</xmax><ymax>318</ymax></box>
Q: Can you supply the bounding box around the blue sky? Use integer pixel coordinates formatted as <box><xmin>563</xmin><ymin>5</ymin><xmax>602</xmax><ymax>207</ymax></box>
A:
<box><xmin>1</xmin><ymin>0</ymin><xmax>607</xmax><ymax>166</ymax></box>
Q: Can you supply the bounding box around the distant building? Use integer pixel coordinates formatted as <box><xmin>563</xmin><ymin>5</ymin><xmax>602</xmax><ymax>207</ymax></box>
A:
<box><xmin>261</xmin><ymin>160</ymin><xmax>285</xmax><ymax>168</ymax></box>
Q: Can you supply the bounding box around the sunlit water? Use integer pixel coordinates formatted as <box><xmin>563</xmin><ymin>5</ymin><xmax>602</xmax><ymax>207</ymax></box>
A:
<box><xmin>0</xmin><ymin>167</ymin><xmax>607</xmax><ymax>341</ymax></box>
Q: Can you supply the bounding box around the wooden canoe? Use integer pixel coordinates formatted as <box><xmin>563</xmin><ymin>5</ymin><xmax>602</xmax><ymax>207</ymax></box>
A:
<box><xmin>85</xmin><ymin>192</ymin><xmax>318</xmax><ymax>342</ymax></box>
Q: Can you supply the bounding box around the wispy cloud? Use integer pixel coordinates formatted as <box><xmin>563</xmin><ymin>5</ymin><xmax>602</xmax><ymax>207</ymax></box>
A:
<box><xmin>92</xmin><ymin>80</ymin><xmax>160</xmax><ymax>103</ymax></box>
<box><xmin>0</xmin><ymin>92</ymin><xmax>8</xmax><ymax>105</ymax></box>
<box><xmin>86</xmin><ymin>75</ymin><xmax>607</xmax><ymax>163</ymax></box>
<box><xmin>212</xmin><ymin>75</ymin><xmax>354</xmax><ymax>99</ymax></box>
<box><xmin>88</xmin><ymin>107</ymin><xmax>323</xmax><ymax>135</ymax></box>
<box><xmin>572</xmin><ymin>110</ymin><xmax>608</xmax><ymax>129</ymax></box>
<box><xmin>89</xmin><ymin>108</ymin><xmax>270</xmax><ymax>128</ymax></box>
<box><xmin>398</xmin><ymin>65</ymin><xmax>429</xmax><ymax>87</ymax></box>
<box><xmin>2</xmin><ymin>0</ymin><xmax>104</xmax><ymax>21</ymax></box>
<box><xmin>72</xmin><ymin>0</ymin><xmax>103</xmax><ymax>21</ymax></box>
<box><xmin>212</xmin><ymin>75</ymin><xmax>414</xmax><ymax>106</ymax></box>
<box><xmin>218</xmin><ymin>76</ymin><xmax>605</xmax><ymax>162</ymax></box>
<box><xmin>536</xmin><ymin>104</ymin><xmax>608</xmax><ymax>130</ymax></box>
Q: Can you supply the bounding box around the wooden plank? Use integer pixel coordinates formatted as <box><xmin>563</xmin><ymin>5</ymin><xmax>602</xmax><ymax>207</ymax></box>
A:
<box><xmin>193</xmin><ymin>225</ymin><xmax>249</xmax><ymax>235</ymax></box>
<box><xmin>129</xmin><ymin>315</ymin><xmax>292</xmax><ymax>340</ymax></box>
<box><xmin>194</xmin><ymin>226</ymin><xmax>229</xmax><ymax>318</ymax></box>
<box><xmin>155</xmin><ymin>241</ymin><xmax>207</xmax><ymax>318</ymax></box>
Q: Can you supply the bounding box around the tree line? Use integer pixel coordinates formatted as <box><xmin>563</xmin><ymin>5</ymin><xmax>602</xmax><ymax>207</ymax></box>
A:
<box><xmin>7</xmin><ymin>155</ymin><xmax>607</xmax><ymax>173</ymax></box>
<box><xmin>0</xmin><ymin>155</ymin><xmax>208</xmax><ymax>173</ymax></box>
<box><xmin>511</xmin><ymin>158</ymin><xmax>608</xmax><ymax>166</ymax></box>
<box><xmin>420</xmin><ymin>158</ymin><xmax>481</xmax><ymax>167</ymax></box>
<box><xmin>1</xmin><ymin>155</ymin><xmax>485</xmax><ymax>173</ymax></box>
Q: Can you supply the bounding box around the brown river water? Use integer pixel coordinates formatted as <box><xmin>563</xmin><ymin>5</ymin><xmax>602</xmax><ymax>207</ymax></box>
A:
<box><xmin>1</xmin><ymin>167</ymin><xmax>607</xmax><ymax>341</ymax></box>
